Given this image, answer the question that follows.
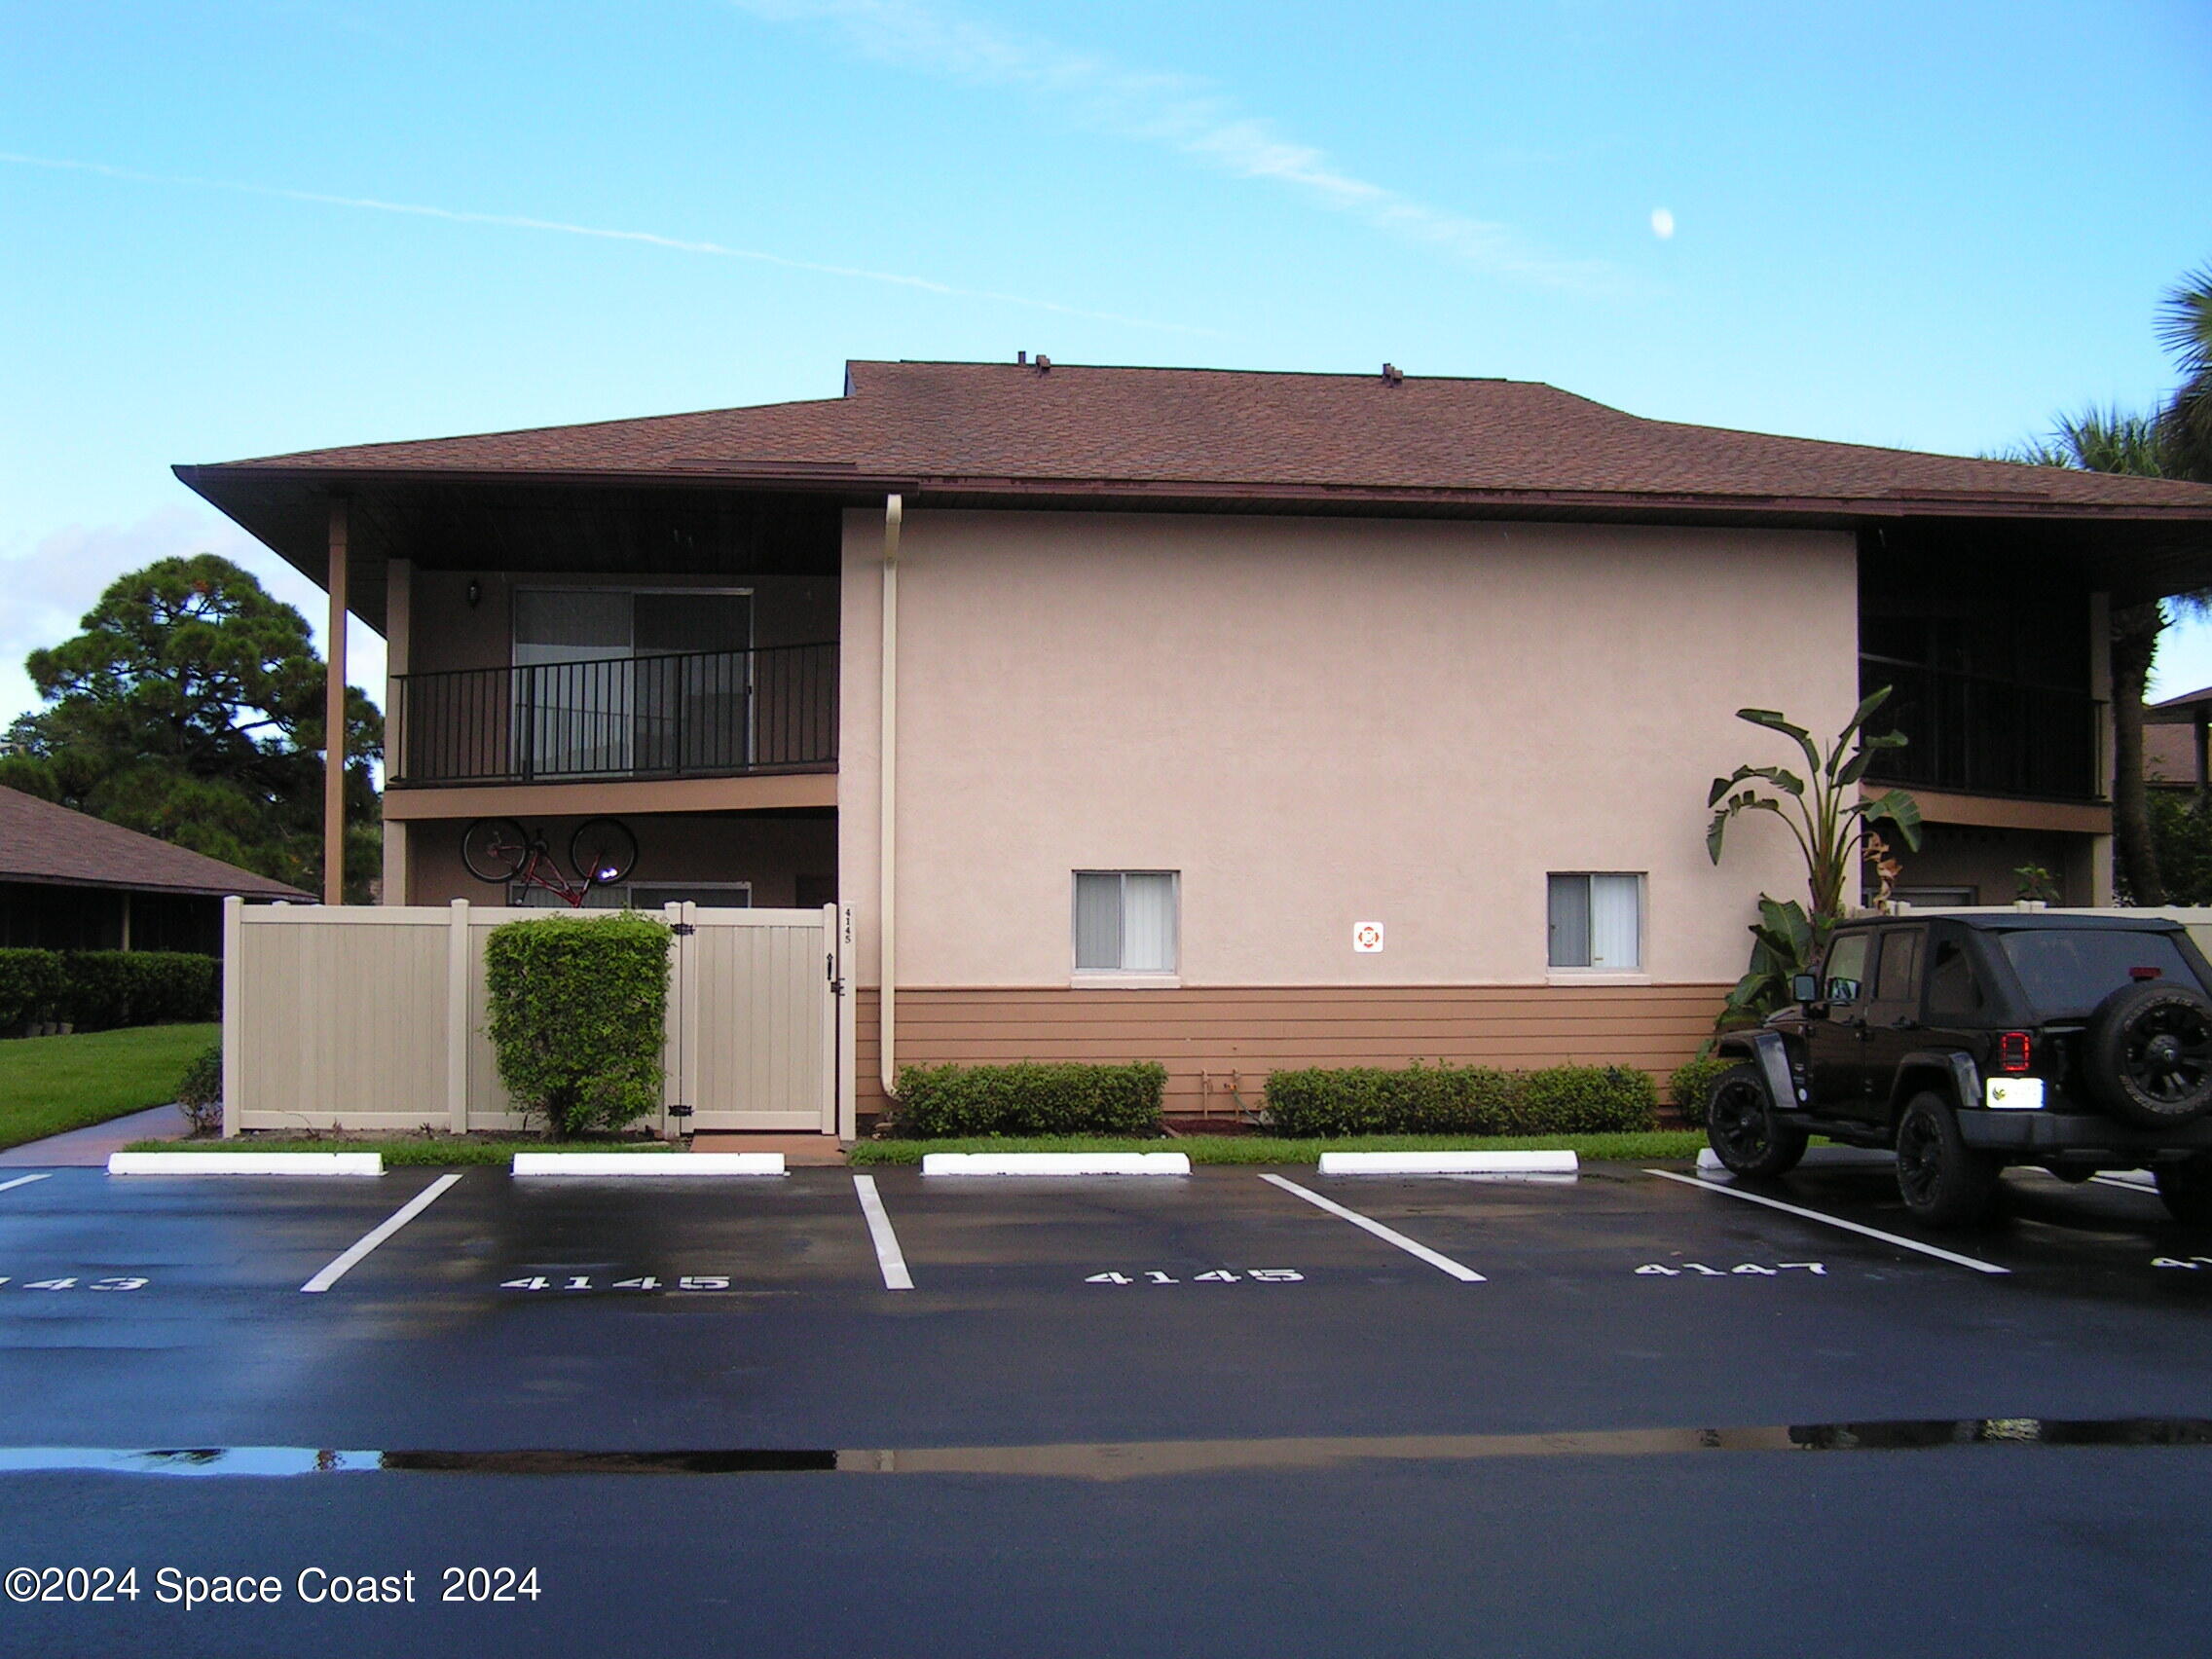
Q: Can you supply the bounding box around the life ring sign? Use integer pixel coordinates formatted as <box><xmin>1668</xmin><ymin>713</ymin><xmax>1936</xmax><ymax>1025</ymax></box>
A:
<box><xmin>1352</xmin><ymin>922</ymin><xmax>1385</xmax><ymax>953</ymax></box>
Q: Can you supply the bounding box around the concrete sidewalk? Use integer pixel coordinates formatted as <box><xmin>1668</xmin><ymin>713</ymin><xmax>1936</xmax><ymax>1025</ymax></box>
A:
<box><xmin>687</xmin><ymin>1132</ymin><xmax>849</xmax><ymax>1166</ymax></box>
<box><xmin>0</xmin><ymin>1103</ymin><xmax>190</xmax><ymax>1166</ymax></box>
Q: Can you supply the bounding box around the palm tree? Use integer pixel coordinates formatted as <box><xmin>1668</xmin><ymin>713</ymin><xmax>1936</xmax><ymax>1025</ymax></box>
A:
<box><xmin>2006</xmin><ymin>410</ymin><xmax>2177</xmax><ymax>902</ymax></box>
<box><xmin>2157</xmin><ymin>266</ymin><xmax>2212</xmax><ymax>483</ymax></box>
<box><xmin>1999</xmin><ymin>267</ymin><xmax>2212</xmax><ymax>904</ymax></box>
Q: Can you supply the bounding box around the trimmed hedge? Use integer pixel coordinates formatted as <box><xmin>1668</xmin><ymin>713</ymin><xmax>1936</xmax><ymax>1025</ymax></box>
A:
<box><xmin>61</xmin><ymin>952</ymin><xmax>220</xmax><ymax>1031</ymax></box>
<box><xmin>1264</xmin><ymin>1062</ymin><xmax>1521</xmax><ymax>1137</ymax></box>
<box><xmin>0</xmin><ymin>949</ymin><xmax>218</xmax><ymax>1034</ymax></box>
<box><xmin>1668</xmin><ymin>1056</ymin><xmax>1735</xmax><ymax>1128</ymax></box>
<box><xmin>484</xmin><ymin>912</ymin><xmax>672</xmax><ymax>1138</ymax></box>
<box><xmin>0</xmin><ymin>949</ymin><xmax>66</xmax><ymax>1033</ymax></box>
<box><xmin>1265</xmin><ymin>1061</ymin><xmax>1660</xmax><ymax>1137</ymax></box>
<box><xmin>893</xmin><ymin>1061</ymin><xmax>1167</xmax><ymax>1138</ymax></box>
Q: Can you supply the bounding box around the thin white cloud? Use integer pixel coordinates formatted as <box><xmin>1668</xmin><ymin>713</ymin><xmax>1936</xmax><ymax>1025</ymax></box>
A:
<box><xmin>732</xmin><ymin>0</ymin><xmax>1617</xmax><ymax>292</ymax></box>
<box><xmin>0</xmin><ymin>506</ymin><xmax>385</xmax><ymax>729</ymax></box>
<box><xmin>0</xmin><ymin>150</ymin><xmax>1206</xmax><ymax>335</ymax></box>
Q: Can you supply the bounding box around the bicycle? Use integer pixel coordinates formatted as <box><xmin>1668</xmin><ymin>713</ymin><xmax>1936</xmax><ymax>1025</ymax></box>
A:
<box><xmin>460</xmin><ymin>818</ymin><xmax>640</xmax><ymax>907</ymax></box>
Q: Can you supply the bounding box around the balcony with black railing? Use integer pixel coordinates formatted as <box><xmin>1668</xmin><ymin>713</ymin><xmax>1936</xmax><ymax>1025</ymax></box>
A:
<box><xmin>1859</xmin><ymin>655</ymin><xmax>2105</xmax><ymax>803</ymax></box>
<box><xmin>390</xmin><ymin>643</ymin><xmax>837</xmax><ymax>787</ymax></box>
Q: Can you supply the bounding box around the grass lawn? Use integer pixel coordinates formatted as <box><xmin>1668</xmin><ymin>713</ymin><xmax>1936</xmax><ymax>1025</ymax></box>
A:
<box><xmin>120</xmin><ymin>1135</ymin><xmax>677</xmax><ymax>1166</ymax></box>
<box><xmin>0</xmin><ymin>1022</ymin><xmax>219</xmax><ymax>1153</ymax></box>
<box><xmin>849</xmin><ymin>1129</ymin><xmax>1710</xmax><ymax>1165</ymax></box>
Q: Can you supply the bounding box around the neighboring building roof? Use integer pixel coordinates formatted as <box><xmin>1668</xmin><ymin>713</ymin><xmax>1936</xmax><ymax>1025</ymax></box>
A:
<box><xmin>0</xmin><ymin>787</ymin><xmax>310</xmax><ymax>899</ymax></box>
<box><xmin>187</xmin><ymin>359</ymin><xmax>2212</xmax><ymax>521</ymax></box>
<box><xmin>2148</xmin><ymin>683</ymin><xmax>2212</xmax><ymax>723</ymax></box>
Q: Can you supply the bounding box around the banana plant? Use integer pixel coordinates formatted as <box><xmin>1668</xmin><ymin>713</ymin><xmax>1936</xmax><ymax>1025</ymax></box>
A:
<box><xmin>1714</xmin><ymin>896</ymin><xmax>1819</xmax><ymax>1031</ymax></box>
<box><xmin>1706</xmin><ymin>689</ymin><xmax>1923</xmax><ymax>1026</ymax></box>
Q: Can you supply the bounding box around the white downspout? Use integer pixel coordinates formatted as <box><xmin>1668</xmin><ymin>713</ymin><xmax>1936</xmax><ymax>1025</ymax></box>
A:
<box><xmin>879</xmin><ymin>494</ymin><xmax>903</xmax><ymax>1100</ymax></box>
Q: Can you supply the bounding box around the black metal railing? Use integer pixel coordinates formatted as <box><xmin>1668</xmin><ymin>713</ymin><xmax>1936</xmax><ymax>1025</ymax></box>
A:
<box><xmin>390</xmin><ymin>643</ymin><xmax>837</xmax><ymax>786</ymax></box>
<box><xmin>1860</xmin><ymin>655</ymin><xmax>2104</xmax><ymax>802</ymax></box>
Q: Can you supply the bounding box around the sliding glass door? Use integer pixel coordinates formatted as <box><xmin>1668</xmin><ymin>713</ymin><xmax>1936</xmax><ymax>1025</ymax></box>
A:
<box><xmin>512</xmin><ymin>589</ymin><xmax>753</xmax><ymax>778</ymax></box>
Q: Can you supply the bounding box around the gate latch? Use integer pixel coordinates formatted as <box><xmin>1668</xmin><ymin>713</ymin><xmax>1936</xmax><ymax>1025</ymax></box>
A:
<box><xmin>671</xmin><ymin>923</ymin><xmax>697</xmax><ymax>937</ymax></box>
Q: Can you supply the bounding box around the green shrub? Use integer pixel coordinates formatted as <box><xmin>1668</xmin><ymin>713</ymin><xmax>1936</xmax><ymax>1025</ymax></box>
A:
<box><xmin>176</xmin><ymin>1040</ymin><xmax>223</xmax><ymax>1134</ymax></box>
<box><xmin>59</xmin><ymin>952</ymin><xmax>219</xmax><ymax>1031</ymax></box>
<box><xmin>1514</xmin><ymin>1065</ymin><xmax>1659</xmax><ymax>1133</ymax></box>
<box><xmin>1668</xmin><ymin>1056</ymin><xmax>1735</xmax><ymax>1128</ymax></box>
<box><xmin>1265</xmin><ymin>1062</ymin><xmax>1519</xmax><ymax>1136</ymax></box>
<box><xmin>1265</xmin><ymin>1061</ymin><xmax>1660</xmax><ymax>1137</ymax></box>
<box><xmin>484</xmin><ymin>912</ymin><xmax>672</xmax><ymax>1137</ymax></box>
<box><xmin>0</xmin><ymin>949</ymin><xmax>65</xmax><ymax>1033</ymax></box>
<box><xmin>893</xmin><ymin>1061</ymin><xmax>1166</xmax><ymax>1137</ymax></box>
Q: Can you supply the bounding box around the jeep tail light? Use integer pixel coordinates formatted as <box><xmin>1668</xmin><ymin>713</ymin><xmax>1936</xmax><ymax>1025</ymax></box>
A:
<box><xmin>1999</xmin><ymin>1031</ymin><xmax>2033</xmax><ymax>1073</ymax></box>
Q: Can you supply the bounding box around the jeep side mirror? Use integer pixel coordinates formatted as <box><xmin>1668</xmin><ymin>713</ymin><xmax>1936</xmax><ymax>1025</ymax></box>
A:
<box><xmin>1790</xmin><ymin>973</ymin><xmax>1822</xmax><ymax>1004</ymax></box>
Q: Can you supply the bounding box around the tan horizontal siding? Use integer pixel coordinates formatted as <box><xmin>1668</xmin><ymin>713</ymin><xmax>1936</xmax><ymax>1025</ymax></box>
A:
<box><xmin>854</xmin><ymin>983</ymin><xmax>1728</xmax><ymax>1114</ymax></box>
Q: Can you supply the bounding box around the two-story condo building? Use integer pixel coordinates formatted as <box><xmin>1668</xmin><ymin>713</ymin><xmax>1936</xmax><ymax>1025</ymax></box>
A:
<box><xmin>177</xmin><ymin>360</ymin><xmax>2212</xmax><ymax>1126</ymax></box>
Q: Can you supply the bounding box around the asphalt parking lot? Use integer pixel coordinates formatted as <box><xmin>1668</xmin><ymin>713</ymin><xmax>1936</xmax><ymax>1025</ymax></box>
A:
<box><xmin>0</xmin><ymin>1156</ymin><xmax>2208</xmax><ymax>1655</ymax></box>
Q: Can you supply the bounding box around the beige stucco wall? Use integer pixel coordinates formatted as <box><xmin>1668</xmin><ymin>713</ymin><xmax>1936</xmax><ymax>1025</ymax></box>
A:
<box><xmin>837</xmin><ymin>508</ymin><xmax>1858</xmax><ymax>991</ymax></box>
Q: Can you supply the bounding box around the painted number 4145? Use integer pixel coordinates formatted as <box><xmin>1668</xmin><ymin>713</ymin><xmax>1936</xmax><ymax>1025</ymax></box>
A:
<box><xmin>1084</xmin><ymin>1282</ymin><xmax>1300</xmax><ymax>1291</ymax></box>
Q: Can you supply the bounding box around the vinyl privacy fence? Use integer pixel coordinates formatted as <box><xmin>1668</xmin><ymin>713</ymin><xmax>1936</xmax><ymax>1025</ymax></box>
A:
<box><xmin>221</xmin><ymin>897</ymin><xmax>853</xmax><ymax>1137</ymax></box>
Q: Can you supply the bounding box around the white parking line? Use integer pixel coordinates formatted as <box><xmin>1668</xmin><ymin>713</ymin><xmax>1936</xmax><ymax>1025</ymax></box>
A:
<box><xmin>300</xmin><ymin>1174</ymin><xmax>464</xmax><ymax>1294</ymax></box>
<box><xmin>1257</xmin><ymin>1173</ymin><xmax>1486</xmax><ymax>1282</ymax></box>
<box><xmin>1645</xmin><ymin>1169</ymin><xmax>2010</xmax><ymax>1275</ymax></box>
<box><xmin>0</xmin><ymin>1174</ymin><xmax>54</xmax><ymax>1196</ymax></box>
<box><xmin>853</xmin><ymin>1174</ymin><xmax>914</xmax><ymax>1291</ymax></box>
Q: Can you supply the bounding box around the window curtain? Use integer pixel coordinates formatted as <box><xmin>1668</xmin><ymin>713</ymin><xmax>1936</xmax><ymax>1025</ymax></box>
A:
<box><xmin>1120</xmin><ymin>873</ymin><xmax>1176</xmax><ymax>973</ymax></box>
<box><xmin>1074</xmin><ymin>873</ymin><xmax>1123</xmax><ymax>971</ymax></box>
<box><xmin>1587</xmin><ymin>874</ymin><xmax>1641</xmax><ymax>969</ymax></box>
<box><xmin>514</xmin><ymin>590</ymin><xmax>633</xmax><ymax>775</ymax></box>
<box><xmin>1547</xmin><ymin>875</ymin><xmax>1591</xmax><ymax>968</ymax></box>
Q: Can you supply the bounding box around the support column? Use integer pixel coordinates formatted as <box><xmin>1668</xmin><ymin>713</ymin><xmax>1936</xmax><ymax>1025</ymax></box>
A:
<box><xmin>324</xmin><ymin>498</ymin><xmax>350</xmax><ymax>907</ymax></box>
<box><xmin>383</xmin><ymin>557</ymin><xmax>412</xmax><ymax>905</ymax></box>
<box><xmin>878</xmin><ymin>494</ymin><xmax>903</xmax><ymax>1101</ymax></box>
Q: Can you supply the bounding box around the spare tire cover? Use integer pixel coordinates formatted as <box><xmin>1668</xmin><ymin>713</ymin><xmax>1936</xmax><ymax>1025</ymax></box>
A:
<box><xmin>2083</xmin><ymin>981</ymin><xmax>2212</xmax><ymax>1127</ymax></box>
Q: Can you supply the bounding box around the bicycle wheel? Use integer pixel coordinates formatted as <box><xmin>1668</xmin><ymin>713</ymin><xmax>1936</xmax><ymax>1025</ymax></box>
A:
<box><xmin>570</xmin><ymin>817</ymin><xmax>639</xmax><ymax>887</ymax></box>
<box><xmin>461</xmin><ymin>818</ymin><xmax>532</xmax><ymax>883</ymax></box>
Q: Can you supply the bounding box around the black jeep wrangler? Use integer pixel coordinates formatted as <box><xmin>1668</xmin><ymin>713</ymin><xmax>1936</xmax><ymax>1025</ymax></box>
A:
<box><xmin>1707</xmin><ymin>912</ymin><xmax>2212</xmax><ymax>1228</ymax></box>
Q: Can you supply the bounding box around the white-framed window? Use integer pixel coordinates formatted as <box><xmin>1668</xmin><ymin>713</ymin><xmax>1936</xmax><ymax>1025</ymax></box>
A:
<box><xmin>1547</xmin><ymin>872</ymin><xmax>1643</xmax><ymax>970</ymax></box>
<box><xmin>1073</xmin><ymin>871</ymin><xmax>1178</xmax><ymax>974</ymax></box>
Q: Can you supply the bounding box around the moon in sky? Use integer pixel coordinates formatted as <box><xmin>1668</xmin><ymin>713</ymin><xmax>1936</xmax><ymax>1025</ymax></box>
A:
<box><xmin>1650</xmin><ymin>207</ymin><xmax>1676</xmax><ymax>240</ymax></box>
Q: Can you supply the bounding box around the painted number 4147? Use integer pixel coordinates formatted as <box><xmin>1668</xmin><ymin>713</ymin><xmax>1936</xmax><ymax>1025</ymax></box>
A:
<box><xmin>1636</xmin><ymin>1262</ymin><xmax>1826</xmax><ymax>1276</ymax></box>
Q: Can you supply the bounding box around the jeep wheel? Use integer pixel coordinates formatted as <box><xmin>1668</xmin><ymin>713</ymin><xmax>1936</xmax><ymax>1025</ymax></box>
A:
<box><xmin>2154</xmin><ymin>1155</ymin><xmax>2212</xmax><ymax>1227</ymax></box>
<box><xmin>2083</xmin><ymin>981</ymin><xmax>2212</xmax><ymax>1128</ymax></box>
<box><xmin>1894</xmin><ymin>1091</ymin><xmax>2001</xmax><ymax>1228</ymax></box>
<box><xmin>1706</xmin><ymin>1064</ymin><xmax>1808</xmax><ymax>1178</ymax></box>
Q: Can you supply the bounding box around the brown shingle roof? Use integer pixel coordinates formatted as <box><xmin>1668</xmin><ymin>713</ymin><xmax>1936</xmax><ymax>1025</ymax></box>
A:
<box><xmin>0</xmin><ymin>787</ymin><xmax>309</xmax><ymax>899</ymax></box>
<box><xmin>197</xmin><ymin>360</ymin><xmax>2212</xmax><ymax>517</ymax></box>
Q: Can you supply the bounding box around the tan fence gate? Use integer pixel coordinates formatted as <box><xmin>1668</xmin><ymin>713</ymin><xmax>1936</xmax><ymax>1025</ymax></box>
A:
<box><xmin>221</xmin><ymin>898</ymin><xmax>854</xmax><ymax>1139</ymax></box>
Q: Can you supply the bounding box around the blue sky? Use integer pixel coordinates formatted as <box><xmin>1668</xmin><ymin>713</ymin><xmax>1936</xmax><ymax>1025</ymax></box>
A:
<box><xmin>3</xmin><ymin>0</ymin><xmax>2209</xmax><ymax>724</ymax></box>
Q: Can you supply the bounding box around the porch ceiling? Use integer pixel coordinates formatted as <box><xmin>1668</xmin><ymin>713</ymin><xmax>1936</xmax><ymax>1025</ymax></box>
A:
<box><xmin>170</xmin><ymin>474</ymin><xmax>845</xmax><ymax>638</ymax></box>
